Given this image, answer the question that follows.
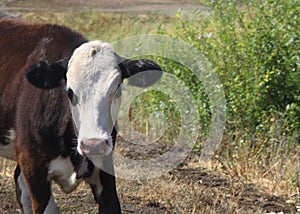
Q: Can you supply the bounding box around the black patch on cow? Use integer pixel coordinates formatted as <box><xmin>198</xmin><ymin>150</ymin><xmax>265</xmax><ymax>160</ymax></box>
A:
<box><xmin>14</xmin><ymin>165</ymin><xmax>22</xmax><ymax>211</ymax></box>
<box><xmin>25</xmin><ymin>61</ymin><xmax>66</xmax><ymax>89</ymax></box>
<box><xmin>72</xmin><ymin>154</ymin><xmax>95</xmax><ymax>179</ymax></box>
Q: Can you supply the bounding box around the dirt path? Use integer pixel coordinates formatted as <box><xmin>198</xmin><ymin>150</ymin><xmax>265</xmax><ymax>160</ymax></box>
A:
<box><xmin>114</xmin><ymin>138</ymin><xmax>297</xmax><ymax>213</ymax></box>
<box><xmin>2</xmin><ymin>0</ymin><xmax>207</xmax><ymax>16</ymax></box>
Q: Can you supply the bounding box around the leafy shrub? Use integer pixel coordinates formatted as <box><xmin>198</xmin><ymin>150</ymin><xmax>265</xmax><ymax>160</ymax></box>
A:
<box><xmin>157</xmin><ymin>0</ymin><xmax>299</xmax><ymax>188</ymax></box>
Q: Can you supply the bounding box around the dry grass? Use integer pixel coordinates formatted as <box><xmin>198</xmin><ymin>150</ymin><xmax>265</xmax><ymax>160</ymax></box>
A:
<box><xmin>116</xmin><ymin>160</ymin><xmax>297</xmax><ymax>214</ymax></box>
<box><xmin>1</xmin><ymin>156</ymin><xmax>297</xmax><ymax>213</ymax></box>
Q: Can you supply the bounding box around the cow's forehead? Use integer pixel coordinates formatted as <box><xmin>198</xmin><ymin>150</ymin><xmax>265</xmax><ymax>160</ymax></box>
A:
<box><xmin>67</xmin><ymin>40</ymin><xmax>119</xmax><ymax>88</ymax></box>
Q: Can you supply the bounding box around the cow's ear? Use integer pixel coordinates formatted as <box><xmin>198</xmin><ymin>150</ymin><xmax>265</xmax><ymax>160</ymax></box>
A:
<box><xmin>119</xmin><ymin>59</ymin><xmax>162</xmax><ymax>87</ymax></box>
<box><xmin>25</xmin><ymin>61</ymin><xmax>66</xmax><ymax>89</ymax></box>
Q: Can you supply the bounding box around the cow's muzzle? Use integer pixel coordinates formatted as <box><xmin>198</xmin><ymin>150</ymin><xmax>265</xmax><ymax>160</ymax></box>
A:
<box><xmin>79</xmin><ymin>138</ymin><xmax>113</xmax><ymax>156</ymax></box>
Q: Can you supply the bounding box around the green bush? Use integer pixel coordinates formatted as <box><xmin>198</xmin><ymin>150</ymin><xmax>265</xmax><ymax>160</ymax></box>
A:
<box><xmin>160</xmin><ymin>0</ymin><xmax>300</xmax><ymax>136</ymax></box>
<box><xmin>157</xmin><ymin>0</ymin><xmax>299</xmax><ymax>185</ymax></box>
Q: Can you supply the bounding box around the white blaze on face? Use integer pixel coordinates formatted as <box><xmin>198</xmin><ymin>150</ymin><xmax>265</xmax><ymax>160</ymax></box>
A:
<box><xmin>67</xmin><ymin>41</ymin><xmax>122</xmax><ymax>156</ymax></box>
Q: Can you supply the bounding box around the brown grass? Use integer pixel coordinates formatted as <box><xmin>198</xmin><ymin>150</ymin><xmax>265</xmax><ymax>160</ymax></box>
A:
<box><xmin>1</xmin><ymin>155</ymin><xmax>297</xmax><ymax>213</ymax></box>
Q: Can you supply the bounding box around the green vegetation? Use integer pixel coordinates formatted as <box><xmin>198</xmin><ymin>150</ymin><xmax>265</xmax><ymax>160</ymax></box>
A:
<box><xmin>158</xmin><ymin>0</ymin><xmax>300</xmax><ymax>195</ymax></box>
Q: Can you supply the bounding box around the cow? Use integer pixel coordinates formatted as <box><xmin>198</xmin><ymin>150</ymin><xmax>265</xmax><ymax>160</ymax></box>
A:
<box><xmin>0</xmin><ymin>17</ymin><xmax>162</xmax><ymax>214</ymax></box>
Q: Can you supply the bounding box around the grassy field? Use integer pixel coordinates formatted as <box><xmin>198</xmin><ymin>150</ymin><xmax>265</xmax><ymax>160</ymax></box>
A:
<box><xmin>1</xmin><ymin>0</ymin><xmax>299</xmax><ymax>213</ymax></box>
<box><xmin>0</xmin><ymin>154</ymin><xmax>297</xmax><ymax>213</ymax></box>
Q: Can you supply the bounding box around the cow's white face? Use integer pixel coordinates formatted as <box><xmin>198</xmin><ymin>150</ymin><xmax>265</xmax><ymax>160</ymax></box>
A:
<box><xmin>25</xmin><ymin>39</ymin><xmax>162</xmax><ymax>158</ymax></box>
<box><xmin>66</xmin><ymin>41</ymin><xmax>122</xmax><ymax>156</ymax></box>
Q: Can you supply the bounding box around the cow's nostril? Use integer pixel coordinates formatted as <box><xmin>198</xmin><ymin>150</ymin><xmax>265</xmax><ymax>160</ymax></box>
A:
<box><xmin>79</xmin><ymin>138</ymin><xmax>113</xmax><ymax>156</ymax></box>
<box><xmin>104</xmin><ymin>139</ymin><xmax>110</xmax><ymax>146</ymax></box>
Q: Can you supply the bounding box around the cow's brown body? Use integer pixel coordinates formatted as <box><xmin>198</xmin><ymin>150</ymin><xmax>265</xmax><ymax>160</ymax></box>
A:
<box><xmin>0</xmin><ymin>18</ymin><xmax>121</xmax><ymax>214</ymax></box>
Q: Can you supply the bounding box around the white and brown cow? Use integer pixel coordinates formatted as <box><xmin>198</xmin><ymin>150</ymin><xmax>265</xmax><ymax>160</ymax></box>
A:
<box><xmin>0</xmin><ymin>17</ymin><xmax>162</xmax><ymax>214</ymax></box>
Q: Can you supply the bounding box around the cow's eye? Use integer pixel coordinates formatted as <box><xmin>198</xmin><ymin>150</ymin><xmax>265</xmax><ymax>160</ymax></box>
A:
<box><xmin>67</xmin><ymin>88</ymin><xmax>78</xmax><ymax>105</ymax></box>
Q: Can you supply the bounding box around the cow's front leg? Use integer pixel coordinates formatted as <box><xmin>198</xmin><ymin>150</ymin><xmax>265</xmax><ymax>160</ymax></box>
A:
<box><xmin>97</xmin><ymin>169</ymin><xmax>121</xmax><ymax>214</ymax></box>
<box><xmin>85</xmin><ymin>156</ymin><xmax>121</xmax><ymax>214</ymax></box>
<box><xmin>95</xmin><ymin>127</ymin><xmax>121</xmax><ymax>214</ymax></box>
<box><xmin>17</xmin><ymin>152</ymin><xmax>59</xmax><ymax>214</ymax></box>
<box><xmin>14</xmin><ymin>165</ymin><xmax>32</xmax><ymax>213</ymax></box>
<box><xmin>14</xmin><ymin>165</ymin><xmax>59</xmax><ymax>214</ymax></box>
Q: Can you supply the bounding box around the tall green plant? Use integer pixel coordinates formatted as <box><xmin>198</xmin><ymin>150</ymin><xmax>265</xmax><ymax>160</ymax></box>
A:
<box><xmin>158</xmin><ymin>0</ymin><xmax>299</xmax><ymax>188</ymax></box>
<box><xmin>163</xmin><ymin>0</ymin><xmax>300</xmax><ymax>133</ymax></box>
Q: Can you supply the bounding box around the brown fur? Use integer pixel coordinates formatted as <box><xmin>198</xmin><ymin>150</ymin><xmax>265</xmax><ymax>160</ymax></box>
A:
<box><xmin>0</xmin><ymin>18</ymin><xmax>86</xmax><ymax>145</ymax></box>
<box><xmin>0</xmin><ymin>18</ymin><xmax>89</xmax><ymax>213</ymax></box>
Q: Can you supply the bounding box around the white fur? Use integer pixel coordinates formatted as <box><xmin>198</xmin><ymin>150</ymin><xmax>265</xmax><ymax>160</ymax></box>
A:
<box><xmin>67</xmin><ymin>41</ymin><xmax>122</xmax><ymax>156</ymax></box>
<box><xmin>0</xmin><ymin>129</ymin><xmax>16</xmax><ymax>160</ymax></box>
<box><xmin>47</xmin><ymin>156</ymin><xmax>79</xmax><ymax>193</ymax></box>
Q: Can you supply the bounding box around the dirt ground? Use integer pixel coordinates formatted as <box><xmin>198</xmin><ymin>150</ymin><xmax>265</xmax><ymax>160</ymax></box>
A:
<box><xmin>2</xmin><ymin>0</ymin><xmax>206</xmax><ymax>16</ymax></box>
<box><xmin>0</xmin><ymin>164</ymin><xmax>297</xmax><ymax>214</ymax></box>
<box><xmin>0</xmin><ymin>0</ymin><xmax>299</xmax><ymax>213</ymax></box>
<box><xmin>0</xmin><ymin>140</ymin><xmax>297</xmax><ymax>213</ymax></box>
